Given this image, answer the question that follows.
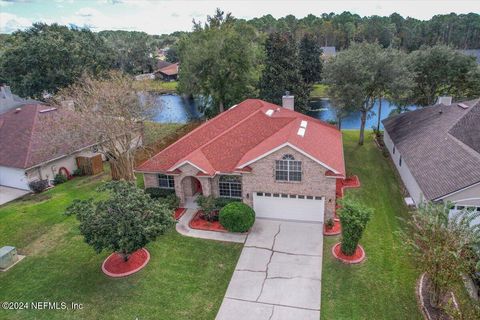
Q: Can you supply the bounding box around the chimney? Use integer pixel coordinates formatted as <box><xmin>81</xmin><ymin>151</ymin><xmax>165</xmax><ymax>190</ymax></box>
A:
<box><xmin>282</xmin><ymin>91</ymin><xmax>294</xmax><ymax>110</ymax></box>
<box><xmin>437</xmin><ymin>96</ymin><xmax>452</xmax><ymax>106</ymax></box>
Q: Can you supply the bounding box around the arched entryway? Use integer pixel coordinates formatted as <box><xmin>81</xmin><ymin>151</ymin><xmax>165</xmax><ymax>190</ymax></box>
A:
<box><xmin>181</xmin><ymin>176</ymin><xmax>203</xmax><ymax>208</ymax></box>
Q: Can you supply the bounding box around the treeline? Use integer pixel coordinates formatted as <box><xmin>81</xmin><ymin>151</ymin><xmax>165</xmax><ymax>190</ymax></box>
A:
<box><xmin>245</xmin><ymin>12</ymin><xmax>480</xmax><ymax>51</ymax></box>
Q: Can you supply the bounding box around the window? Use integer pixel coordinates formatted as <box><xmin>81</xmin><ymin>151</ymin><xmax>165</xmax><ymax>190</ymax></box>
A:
<box><xmin>219</xmin><ymin>175</ymin><xmax>242</xmax><ymax>198</ymax></box>
<box><xmin>399</xmin><ymin>156</ymin><xmax>402</xmax><ymax>167</ymax></box>
<box><xmin>158</xmin><ymin>174</ymin><xmax>175</xmax><ymax>189</ymax></box>
<box><xmin>275</xmin><ymin>154</ymin><xmax>302</xmax><ymax>182</ymax></box>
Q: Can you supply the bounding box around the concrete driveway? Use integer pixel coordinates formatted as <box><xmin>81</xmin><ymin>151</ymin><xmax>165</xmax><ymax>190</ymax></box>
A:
<box><xmin>0</xmin><ymin>186</ymin><xmax>30</xmax><ymax>205</ymax></box>
<box><xmin>216</xmin><ymin>219</ymin><xmax>323</xmax><ymax>320</ymax></box>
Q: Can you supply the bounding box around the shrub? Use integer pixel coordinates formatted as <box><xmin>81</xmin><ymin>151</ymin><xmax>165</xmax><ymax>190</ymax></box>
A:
<box><xmin>219</xmin><ymin>202</ymin><xmax>255</xmax><ymax>233</ymax></box>
<box><xmin>28</xmin><ymin>179</ymin><xmax>49</xmax><ymax>193</ymax></box>
<box><xmin>215</xmin><ymin>197</ymin><xmax>241</xmax><ymax>209</ymax></box>
<box><xmin>196</xmin><ymin>195</ymin><xmax>217</xmax><ymax>221</ymax></box>
<box><xmin>53</xmin><ymin>173</ymin><xmax>68</xmax><ymax>185</ymax></box>
<box><xmin>325</xmin><ymin>218</ymin><xmax>334</xmax><ymax>229</ymax></box>
<box><xmin>338</xmin><ymin>197</ymin><xmax>372</xmax><ymax>256</ymax></box>
<box><xmin>145</xmin><ymin>187</ymin><xmax>175</xmax><ymax>199</ymax></box>
<box><xmin>162</xmin><ymin>193</ymin><xmax>180</xmax><ymax>211</ymax></box>
<box><xmin>72</xmin><ymin>168</ymin><xmax>83</xmax><ymax>176</ymax></box>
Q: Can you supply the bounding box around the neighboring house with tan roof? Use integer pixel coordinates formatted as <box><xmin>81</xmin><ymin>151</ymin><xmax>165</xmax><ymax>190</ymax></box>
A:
<box><xmin>0</xmin><ymin>104</ymin><xmax>101</xmax><ymax>190</ymax></box>
<box><xmin>154</xmin><ymin>62</ymin><xmax>179</xmax><ymax>81</ymax></box>
<box><xmin>136</xmin><ymin>96</ymin><xmax>345</xmax><ymax>223</ymax></box>
<box><xmin>382</xmin><ymin>99</ymin><xmax>480</xmax><ymax>215</ymax></box>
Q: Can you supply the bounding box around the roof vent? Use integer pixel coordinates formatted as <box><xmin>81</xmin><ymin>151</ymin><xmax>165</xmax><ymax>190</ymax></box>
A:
<box><xmin>265</xmin><ymin>109</ymin><xmax>274</xmax><ymax>117</ymax></box>
<box><xmin>297</xmin><ymin>127</ymin><xmax>306</xmax><ymax>137</ymax></box>
<box><xmin>300</xmin><ymin>120</ymin><xmax>308</xmax><ymax>128</ymax></box>
<box><xmin>458</xmin><ymin>103</ymin><xmax>469</xmax><ymax>109</ymax></box>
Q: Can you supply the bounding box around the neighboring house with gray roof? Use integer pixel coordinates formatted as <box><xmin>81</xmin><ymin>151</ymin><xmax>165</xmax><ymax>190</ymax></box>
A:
<box><xmin>382</xmin><ymin>99</ymin><xmax>480</xmax><ymax>213</ymax></box>
<box><xmin>0</xmin><ymin>85</ymin><xmax>37</xmax><ymax>115</ymax></box>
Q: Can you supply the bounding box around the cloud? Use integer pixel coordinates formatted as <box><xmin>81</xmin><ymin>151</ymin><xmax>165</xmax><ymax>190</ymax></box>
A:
<box><xmin>0</xmin><ymin>12</ymin><xmax>32</xmax><ymax>33</ymax></box>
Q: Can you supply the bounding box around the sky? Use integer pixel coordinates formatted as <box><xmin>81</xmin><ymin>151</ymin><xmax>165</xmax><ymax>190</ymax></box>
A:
<box><xmin>1</xmin><ymin>0</ymin><xmax>479</xmax><ymax>35</ymax></box>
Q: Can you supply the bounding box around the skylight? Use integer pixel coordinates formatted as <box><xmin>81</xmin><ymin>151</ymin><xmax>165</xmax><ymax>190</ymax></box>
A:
<box><xmin>265</xmin><ymin>109</ymin><xmax>274</xmax><ymax>116</ymax></box>
<box><xmin>300</xmin><ymin>120</ymin><xmax>308</xmax><ymax>128</ymax></box>
<box><xmin>297</xmin><ymin>127</ymin><xmax>306</xmax><ymax>137</ymax></box>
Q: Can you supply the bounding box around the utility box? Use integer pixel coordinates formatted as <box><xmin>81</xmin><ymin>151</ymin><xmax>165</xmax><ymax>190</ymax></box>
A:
<box><xmin>0</xmin><ymin>246</ymin><xmax>18</xmax><ymax>270</ymax></box>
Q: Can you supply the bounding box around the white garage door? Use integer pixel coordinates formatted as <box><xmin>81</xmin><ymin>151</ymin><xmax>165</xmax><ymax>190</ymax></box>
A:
<box><xmin>253</xmin><ymin>192</ymin><xmax>325</xmax><ymax>223</ymax></box>
<box><xmin>0</xmin><ymin>166</ymin><xmax>30</xmax><ymax>190</ymax></box>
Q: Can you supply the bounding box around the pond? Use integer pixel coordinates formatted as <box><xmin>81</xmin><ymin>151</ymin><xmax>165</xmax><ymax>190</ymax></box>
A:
<box><xmin>152</xmin><ymin>94</ymin><xmax>414</xmax><ymax>129</ymax></box>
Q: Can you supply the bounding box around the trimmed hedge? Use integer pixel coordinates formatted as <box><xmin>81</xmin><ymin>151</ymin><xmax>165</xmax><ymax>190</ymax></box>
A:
<box><xmin>338</xmin><ymin>197</ymin><xmax>372</xmax><ymax>256</ymax></box>
<box><xmin>215</xmin><ymin>197</ymin><xmax>241</xmax><ymax>209</ymax></box>
<box><xmin>219</xmin><ymin>202</ymin><xmax>255</xmax><ymax>233</ymax></box>
<box><xmin>145</xmin><ymin>187</ymin><xmax>179</xmax><ymax>211</ymax></box>
<box><xmin>145</xmin><ymin>187</ymin><xmax>175</xmax><ymax>199</ymax></box>
<box><xmin>53</xmin><ymin>173</ymin><xmax>68</xmax><ymax>185</ymax></box>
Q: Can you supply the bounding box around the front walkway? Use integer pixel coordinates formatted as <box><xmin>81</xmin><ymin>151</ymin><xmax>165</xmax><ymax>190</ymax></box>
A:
<box><xmin>176</xmin><ymin>209</ymin><xmax>246</xmax><ymax>243</ymax></box>
<box><xmin>0</xmin><ymin>186</ymin><xmax>30</xmax><ymax>206</ymax></box>
<box><xmin>216</xmin><ymin>219</ymin><xmax>323</xmax><ymax>320</ymax></box>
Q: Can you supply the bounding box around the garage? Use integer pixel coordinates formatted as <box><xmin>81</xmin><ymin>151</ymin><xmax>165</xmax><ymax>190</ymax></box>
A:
<box><xmin>253</xmin><ymin>192</ymin><xmax>325</xmax><ymax>223</ymax></box>
<box><xmin>0</xmin><ymin>166</ymin><xmax>29</xmax><ymax>190</ymax></box>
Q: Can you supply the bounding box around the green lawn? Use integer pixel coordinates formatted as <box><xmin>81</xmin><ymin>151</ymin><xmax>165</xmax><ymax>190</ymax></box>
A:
<box><xmin>134</xmin><ymin>80</ymin><xmax>178</xmax><ymax>93</ymax></box>
<box><xmin>0</xmin><ymin>174</ymin><xmax>242</xmax><ymax>320</ymax></box>
<box><xmin>321</xmin><ymin>131</ymin><xmax>421</xmax><ymax>319</ymax></box>
<box><xmin>310</xmin><ymin>83</ymin><xmax>329</xmax><ymax>98</ymax></box>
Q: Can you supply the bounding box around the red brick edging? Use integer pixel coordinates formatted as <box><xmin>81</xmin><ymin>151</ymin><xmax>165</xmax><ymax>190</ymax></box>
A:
<box><xmin>331</xmin><ymin>242</ymin><xmax>365</xmax><ymax>264</ymax></box>
<box><xmin>102</xmin><ymin>248</ymin><xmax>151</xmax><ymax>278</ymax></box>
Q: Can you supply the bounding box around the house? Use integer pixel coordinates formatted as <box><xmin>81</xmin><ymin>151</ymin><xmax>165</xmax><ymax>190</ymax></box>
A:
<box><xmin>0</xmin><ymin>104</ymin><xmax>101</xmax><ymax>190</ymax></box>
<box><xmin>382</xmin><ymin>99</ymin><xmax>480</xmax><ymax>213</ymax></box>
<box><xmin>154</xmin><ymin>63</ymin><xmax>179</xmax><ymax>81</ymax></box>
<box><xmin>320</xmin><ymin>46</ymin><xmax>336</xmax><ymax>60</ymax></box>
<box><xmin>136</xmin><ymin>96</ymin><xmax>345</xmax><ymax>223</ymax></box>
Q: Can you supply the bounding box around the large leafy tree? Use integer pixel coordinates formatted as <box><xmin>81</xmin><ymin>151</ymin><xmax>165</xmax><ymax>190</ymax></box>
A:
<box><xmin>325</xmin><ymin>43</ymin><xmax>412</xmax><ymax>144</ymax></box>
<box><xmin>298</xmin><ymin>33</ymin><xmax>323</xmax><ymax>84</ymax></box>
<box><xmin>66</xmin><ymin>181</ymin><xmax>175</xmax><ymax>261</ymax></box>
<box><xmin>0</xmin><ymin>23</ymin><xmax>112</xmax><ymax>98</ymax></box>
<box><xmin>99</xmin><ymin>30</ymin><xmax>158</xmax><ymax>75</ymax></box>
<box><xmin>259</xmin><ymin>32</ymin><xmax>310</xmax><ymax>113</ymax></box>
<box><xmin>177</xmin><ymin>9</ymin><xmax>262</xmax><ymax>115</ymax></box>
<box><xmin>407</xmin><ymin>45</ymin><xmax>480</xmax><ymax>106</ymax></box>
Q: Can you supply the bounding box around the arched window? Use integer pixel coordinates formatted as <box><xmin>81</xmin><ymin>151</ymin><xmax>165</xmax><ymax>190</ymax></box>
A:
<box><xmin>275</xmin><ymin>154</ymin><xmax>302</xmax><ymax>181</ymax></box>
<box><xmin>219</xmin><ymin>175</ymin><xmax>242</xmax><ymax>198</ymax></box>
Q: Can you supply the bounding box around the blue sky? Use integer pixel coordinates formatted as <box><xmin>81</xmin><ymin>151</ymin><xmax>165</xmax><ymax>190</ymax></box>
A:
<box><xmin>1</xmin><ymin>0</ymin><xmax>479</xmax><ymax>34</ymax></box>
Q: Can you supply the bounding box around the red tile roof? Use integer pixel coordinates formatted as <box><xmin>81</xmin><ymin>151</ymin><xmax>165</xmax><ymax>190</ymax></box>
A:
<box><xmin>0</xmin><ymin>104</ymin><xmax>95</xmax><ymax>169</ymax></box>
<box><xmin>136</xmin><ymin>99</ymin><xmax>345</xmax><ymax>176</ymax></box>
<box><xmin>157</xmin><ymin>63</ymin><xmax>178</xmax><ymax>76</ymax></box>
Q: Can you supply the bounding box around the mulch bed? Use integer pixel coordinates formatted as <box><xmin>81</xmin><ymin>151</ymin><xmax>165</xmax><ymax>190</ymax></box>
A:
<box><xmin>417</xmin><ymin>273</ymin><xmax>459</xmax><ymax>320</ymax></box>
<box><xmin>174</xmin><ymin>208</ymin><xmax>186</xmax><ymax>220</ymax></box>
<box><xmin>324</xmin><ymin>220</ymin><xmax>341</xmax><ymax>236</ymax></box>
<box><xmin>331</xmin><ymin>242</ymin><xmax>365</xmax><ymax>264</ymax></box>
<box><xmin>188</xmin><ymin>210</ymin><xmax>227</xmax><ymax>232</ymax></box>
<box><xmin>102</xmin><ymin>248</ymin><xmax>150</xmax><ymax>278</ymax></box>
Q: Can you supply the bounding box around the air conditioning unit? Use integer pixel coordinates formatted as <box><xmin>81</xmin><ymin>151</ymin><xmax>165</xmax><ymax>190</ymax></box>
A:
<box><xmin>0</xmin><ymin>246</ymin><xmax>18</xmax><ymax>270</ymax></box>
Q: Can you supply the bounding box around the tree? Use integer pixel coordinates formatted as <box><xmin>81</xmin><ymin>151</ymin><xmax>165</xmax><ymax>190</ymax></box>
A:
<box><xmin>65</xmin><ymin>181</ymin><xmax>175</xmax><ymax>261</ymax></box>
<box><xmin>325</xmin><ymin>43</ymin><xmax>413</xmax><ymax>143</ymax></box>
<box><xmin>99</xmin><ymin>30</ymin><xmax>158</xmax><ymax>75</ymax></box>
<box><xmin>338</xmin><ymin>197</ymin><xmax>372</xmax><ymax>255</ymax></box>
<box><xmin>259</xmin><ymin>32</ymin><xmax>310</xmax><ymax>113</ymax></box>
<box><xmin>42</xmin><ymin>71</ymin><xmax>153</xmax><ymax>181</ymax></box>
<box><xmin>402</xmin><ymin>203</ymin><xmax>480</xmax><ymax>309</ymax></box>
<box><xmin>298</xmin><ymin>33</ymin><xmax>323</xmax><ymax>84</ymax></box>
<box><xmin>407</xmin><ymin>45</ymin><xmax>480</xmax><ymax>106</ymax></box>
<box><xmin>177</xmin><ymin>9</ymin><xmax>261</xmax><ymax>115</ymax></box>
<box><xmin>0</xmin><ymin>23</ymin><xmax>112</xmax><ymax>98</ymax></box>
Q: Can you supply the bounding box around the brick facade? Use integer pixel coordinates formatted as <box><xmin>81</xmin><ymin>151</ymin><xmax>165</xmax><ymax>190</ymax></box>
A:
<box><xmin>143</xmin><ymin>146</ymin><xmax>337</xmax><ymax>220</ymax></box>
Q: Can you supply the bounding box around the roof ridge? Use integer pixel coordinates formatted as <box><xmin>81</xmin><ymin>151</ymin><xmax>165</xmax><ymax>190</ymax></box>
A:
<box><xmin>23</xmin><ymin>104</ymin><xmax>41</xmax><ymax>168</ymax></box>
<box><xmin>172</xmin><ymin>102</ymin><xmax>295</xmax><ymax>171</ymax></box>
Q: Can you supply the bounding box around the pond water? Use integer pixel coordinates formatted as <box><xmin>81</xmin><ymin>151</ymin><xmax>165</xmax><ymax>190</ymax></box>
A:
<box><xmin>152</xmin><ymin>94</ymin><xmax>414</xmax><ymax>129</ymax></box>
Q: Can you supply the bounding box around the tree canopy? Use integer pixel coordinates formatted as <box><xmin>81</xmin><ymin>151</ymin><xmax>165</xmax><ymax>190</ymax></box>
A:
<box><xmin>177</xmin><ymin>9</ymin><xmax>262</xmax><ymax>116</ymax></box>
<box><xmin>0</xmin><ymin>23</ymin><xmax>113</xmax><ymax>98</ymax></box>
